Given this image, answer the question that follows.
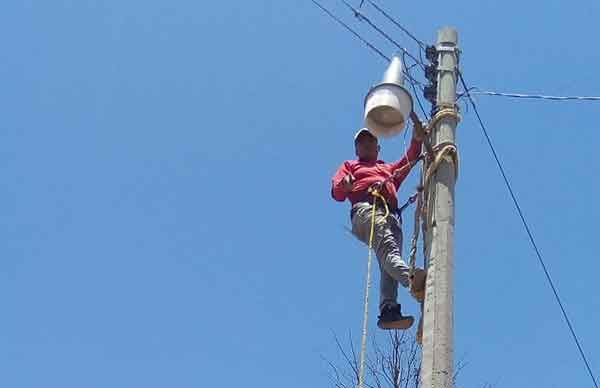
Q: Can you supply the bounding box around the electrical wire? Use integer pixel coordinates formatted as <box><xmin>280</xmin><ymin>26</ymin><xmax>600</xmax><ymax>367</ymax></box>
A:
<box><xmin>362</xmin><ymin>0</ymin><xmax>427</xmax><ymax>49</ymax></box>
<box><xmin>310</xmin><ymin>0</ymin><xmax>426</xmax><ymax>87</ymax></box>
<box><xmin>310</xmin><ymin>0</ymin><xmax>390</xmax><ymax>63</ymax></box>
<box><xmin>345</xmin><ymin>0</ymin><xmax>432</xmax><ymax>116</ymax></box>
<box><xmin>340</xmin><ymin>0</ymin><xmax>426</xmax><ymax>70</ymax></box>
<box><xmin>458</xmin><ymin>71</ymin><xmax>599</xmax><ymax>388</ymax></box>
<box><xmin>402</xmin><ymin>52</ymin><xmax>429</xmax><ymax>120</ymax></box>
<box><xmin>467</xmin><ymin>89</ymin><xmax>600</xmax><ymax>102</ymax></box>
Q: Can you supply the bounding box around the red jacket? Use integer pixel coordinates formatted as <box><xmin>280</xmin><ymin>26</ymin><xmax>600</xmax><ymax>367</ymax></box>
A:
<box><xmin>331</xmin><ymin>139</ymin><xmax>422</xmax><ymax>209</ymax></box>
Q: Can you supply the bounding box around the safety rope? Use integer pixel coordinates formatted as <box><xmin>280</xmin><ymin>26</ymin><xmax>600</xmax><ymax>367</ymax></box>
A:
<box><xmin>408</xmin><ymin>185</ymin><xmax>423</xmax><ymax>281</ymax></box>
<box><xmin>408</xmin><ymin>108</ymin><xmax>461</xmax><ymax>339</ymax></box>
<box><xmin>420</xmin><ymin>108</ymin><xmax>461</xmax><ymax>233</ymax></box>
<box><xmin>358</xmin><ymin>189</ymin><xmax>388</xmax><ymax>388</ymax></box>
<box><xmin>423</xmin><ymin>142</ymin><xmax>459</xmax><ymax>189</ymax></box>
<box><xmin>357</xmin><ymin>107</ymin><xmax>461</xmax><ymax>386</ymax></box>
<box><xmin>429</xmin><ymin>107</ymin><xmax>461</xmax><ymax>129</ymax></box>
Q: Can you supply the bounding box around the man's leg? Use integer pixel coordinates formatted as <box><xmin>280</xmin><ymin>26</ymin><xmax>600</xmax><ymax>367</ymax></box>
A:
<box><xmin>351</xmin><ymin>203</ymin><xmax>410</xmax><ymax>293</ymax></box>
<box><xmin>351</xmin><ymin>203</ymin><xmax>414</xmax><ymax>329</ymax></box>
<box><xmin>372</xmin><ymin>211</ymin><xmax>410</xmax><ymax>289</ymax></box>
<box><xmin>379</xmin><ymin>265</ymin><xmax>398</xmax><ymax>309</ymax></box>
<box><xmin>375</xmin><ymin>211</ymin><xmax>427</xmax><ymax>304</ymax></box>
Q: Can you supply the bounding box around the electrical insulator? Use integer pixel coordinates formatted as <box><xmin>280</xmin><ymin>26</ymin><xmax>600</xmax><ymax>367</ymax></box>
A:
<box><xmin>425</xmin><ymin>64</ymin><xmax>437</xmax><ymax>83</ymax></box>
<box><xmin>425</xmin><ymin>45</ymin><xmax>437</xmax><ymax>63</ymax></box>
<box><xmin>423</xmin><ymin>84</ymin><xmax>437</xmax><ymax>105</ymax></box>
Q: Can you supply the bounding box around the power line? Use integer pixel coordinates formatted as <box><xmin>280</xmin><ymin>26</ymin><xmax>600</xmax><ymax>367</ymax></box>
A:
<box><xmin>352</xmin><ymin>8</ymin><xmax>430</xmax><ymax>118</ymax></box>
<box><xmin>340</xmin><ymin>0</ymin><xmax>425</xmax><ymax>69</ymax></box>
<box><xmin>406</xmin><ymin>62</ymin><xmax>420</xmax><ymax>72</ymax></box>
<box><xmin>310</xmin><ymin>0</ymin><xmax>425</xmax><ymax>87</ymax></box>
<box><xmin>344</xmin><ymin>0</ymin><xmax>431</xmax><ymax>116</ymax></box>
<box><xmin>363</xmin><ymin>0</ymin><xmax>427</xmax><ymax>49</ymax></box>
<box><xmin>310</xmin><ymin>0</ymin><xmax>390</xmax><ymax>63</ymax></box>
<box><xmin>458</xmin><ymin>71</ymin><xmax>600</xmax><ymax>388</ymax></box>
<box><xmin>466</xmin><ymin>89</ymin><xmax>600</xmax><ymax>102</ymax></box>
<box><xmin>402</xmin><ymin>51</ymin><xmax>429</xmax><ymax>120</ymax></box>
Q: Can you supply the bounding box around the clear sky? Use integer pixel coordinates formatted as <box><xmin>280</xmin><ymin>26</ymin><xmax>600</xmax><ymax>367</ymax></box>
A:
<box><xmin>2</xmin><ymin>1</ymin><xmax>599</xmax><ymax>387</ymax></box>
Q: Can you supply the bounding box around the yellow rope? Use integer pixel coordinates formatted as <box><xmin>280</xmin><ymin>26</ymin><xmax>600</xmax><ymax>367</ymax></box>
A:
<box><xmin>422</xmin><ymin>107</ymin><xmax>461</xmax><ymax>183</ymax></box>
<box><xmin>412</xmin><ymin>107</ymin><xmax>461</xmax><ymax>344</ymax></box>
<box><xmin>423</xmin><ymin>143</ymin><xmax>459</xmax><ymax>190</ymax></box>
<box><xmin>358</xmin><ymin>190</ymin><xmax>388</xmax><ymax>388</ymax></box>
<box><xmin>428</xmin><ymin>107</ymin><xmax>461</xmax><ymax>130</ymax></box>
<box><xmin>408</xmin><ymin>173</ymin><xmax>424</xmax><ymax>280</ymax></box>
<box><xmin>417</xmin><ymin>108</ymin><xmax>461</xmax><ymax>274</ymax></box>
<box><xmin>357</xmin><ymin>107</ymin><xmax>460</xmax><ymax>383</ymax></box>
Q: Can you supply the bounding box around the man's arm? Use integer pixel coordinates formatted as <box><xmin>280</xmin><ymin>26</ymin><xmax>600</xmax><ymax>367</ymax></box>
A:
<box><xmin>389</xmin><ymin>115</ymin><xmax>425</xmax><ymax>185</ymax></box>
<box><xmin>331</xmin><ymin>161</ymin><xmax>354</xmax><ymax>201</ymax></box>
<box><xmin>389</xmin><ymin>138</ymin><xmax>422</xmax><ymax>183</ymax></box>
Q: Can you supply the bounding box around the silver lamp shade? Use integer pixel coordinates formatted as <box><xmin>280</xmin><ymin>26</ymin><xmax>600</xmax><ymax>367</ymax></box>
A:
<box><xmin>364</xmin><ymin>55</ymin><xmax>414</xmax><ymax>138</ymax></box>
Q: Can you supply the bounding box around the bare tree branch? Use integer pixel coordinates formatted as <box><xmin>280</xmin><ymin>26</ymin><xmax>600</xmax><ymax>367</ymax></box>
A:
<box><xmin>333</xmin><ymin>331</ymin><xmax>360</xmax><ymax>387</ymax></box>
<box><xmin>325</xmin><ymin>330</ymin><xmax>429</xmax><ymax>388</ymax></box>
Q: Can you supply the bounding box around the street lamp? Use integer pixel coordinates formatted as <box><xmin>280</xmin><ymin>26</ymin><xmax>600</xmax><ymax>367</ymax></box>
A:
<box><xmin>364</xmin><ymin>55</ymin><xmax>414</xmax><ymax>138</ymax></box>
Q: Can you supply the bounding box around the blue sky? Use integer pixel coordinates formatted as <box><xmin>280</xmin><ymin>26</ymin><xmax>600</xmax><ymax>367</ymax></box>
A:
<box><xmin>2</xmin><ymin>1</ymin><xmax>599</xmax><ymax>387</ymax></box>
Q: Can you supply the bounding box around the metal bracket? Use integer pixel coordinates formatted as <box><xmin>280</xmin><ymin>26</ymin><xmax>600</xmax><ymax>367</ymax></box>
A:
<box><xmin>436</xmin><ymin>45</ymin><xmax>458</xmax><ymax>53</ymax></box>
<box><xmin>437</xmin><ymin>66</ymin><xmax>456</xmax><ymax>73</ymax></box>
<box><xmin>436</xmin><ymin>46</ymin><xmax>461</xmax><ymax>65</ymax></box>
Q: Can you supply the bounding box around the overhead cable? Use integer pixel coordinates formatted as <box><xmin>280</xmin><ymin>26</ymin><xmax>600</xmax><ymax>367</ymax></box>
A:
<box><xmin>458</xmin><ymin>71</ymin><xmax>599</xmax><ymax>388</ymax></box>
<box><xmin>340</xmin><ymin>0</ymin><xmax>425</xmax><ymax>69</ymax></box>
<box><xmin>310</xmin><ymin>0</ymin><xmax>390</xmax><ymax>63</ymax></box>
<box><xmin>362</xmin><ymin>0</ymin><xmax>427</xmax><ymax>49</ymax></box>
<box><xmin>402</xmin><ymin>52</ymin><xmax>429</xmax><ymax>120</ymax></box>
<box><xmin>467</xmin><ymin>89</ymin><xmax>600</xmax><ymax>102</ymax></box>
<box><xmin>310</xmin><ymin>0</ymin><xmax>425</xmax><ymax>87</ymax></box>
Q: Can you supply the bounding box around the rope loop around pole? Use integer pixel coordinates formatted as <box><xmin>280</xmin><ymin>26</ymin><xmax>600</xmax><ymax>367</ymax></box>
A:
<box><xmin>407</xmin><ymin>106</ymin><xmax>461</xmax><ymax>312</ymax></box>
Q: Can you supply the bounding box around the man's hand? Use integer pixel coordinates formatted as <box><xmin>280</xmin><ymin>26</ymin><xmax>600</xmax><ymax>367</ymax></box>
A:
<box><xmin>342</xmin><ymin>174</ymin><xmax>355</xmax><ymax>193</ymax></box>
<box><xmin>410</xmin><ymin>111</ymin><xmax>426</xmax><ymax>142</ymax></box>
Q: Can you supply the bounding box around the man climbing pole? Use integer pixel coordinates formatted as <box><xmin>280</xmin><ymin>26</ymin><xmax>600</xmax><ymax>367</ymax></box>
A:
<box><xmin>331</xmin><ymin>111</ymin><xmax>426</xmax><ymax>330</ymax></box>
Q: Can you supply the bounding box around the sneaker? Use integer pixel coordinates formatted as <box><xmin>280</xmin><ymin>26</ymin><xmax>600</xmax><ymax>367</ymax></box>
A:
<box><xmin>377</xmin><ymin>305</ymin><xmax>414</xmax><ymax>330</ymax></box>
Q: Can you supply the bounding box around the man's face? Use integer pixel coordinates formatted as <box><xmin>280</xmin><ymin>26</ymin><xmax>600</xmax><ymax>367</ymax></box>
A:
<box><xmin>355</xmin><ymin>134</ymin><xmax>380</xmax><ymax>161</ymax></box>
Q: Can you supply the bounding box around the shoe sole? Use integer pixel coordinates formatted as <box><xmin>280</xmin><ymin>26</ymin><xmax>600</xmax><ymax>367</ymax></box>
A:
<box><xmin>377</xmin><ymin>316</ymin><xmax>414</xmax><ymax>330</ymax></box>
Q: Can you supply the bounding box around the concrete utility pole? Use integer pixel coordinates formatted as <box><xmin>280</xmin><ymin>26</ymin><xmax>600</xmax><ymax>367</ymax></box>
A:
<box><xmin>420</xmin><ymin>27</ymin><xmax>459</xmax><ymax>388</ymax></box>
